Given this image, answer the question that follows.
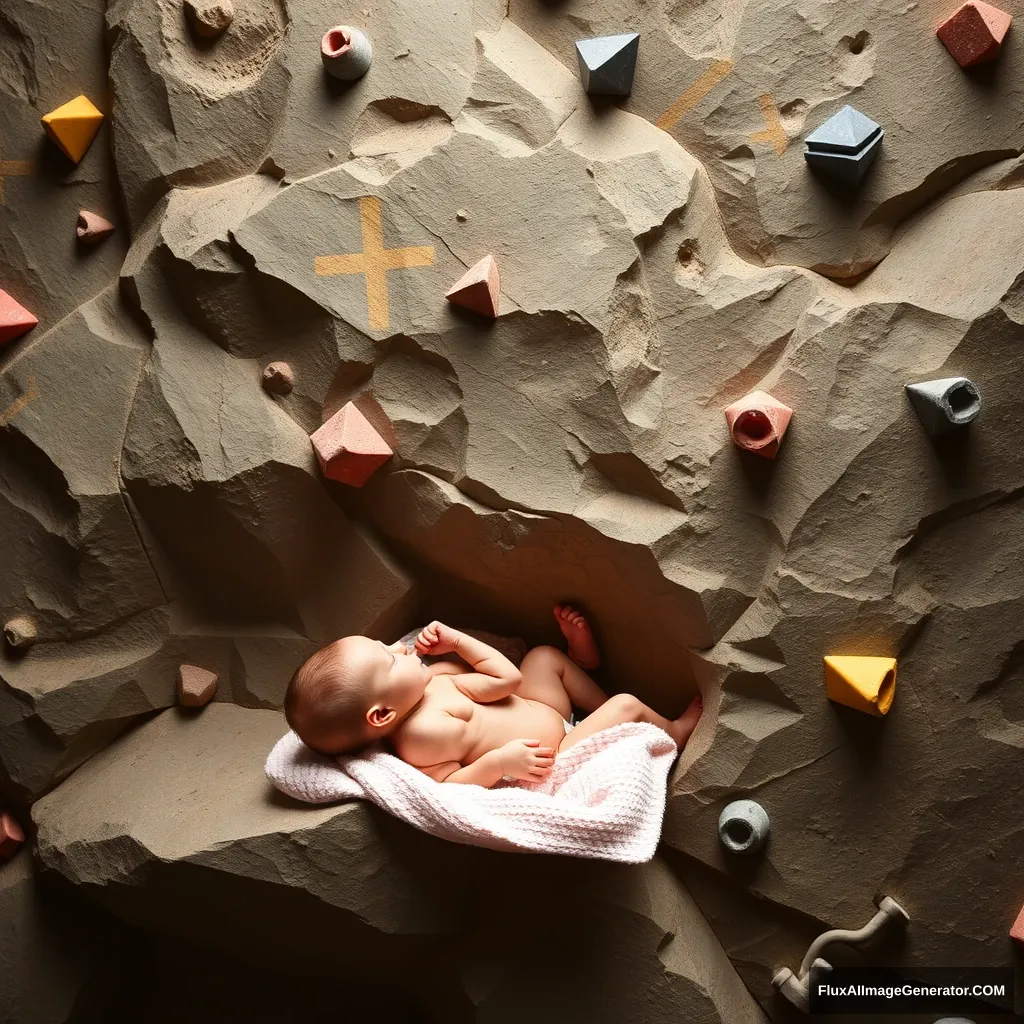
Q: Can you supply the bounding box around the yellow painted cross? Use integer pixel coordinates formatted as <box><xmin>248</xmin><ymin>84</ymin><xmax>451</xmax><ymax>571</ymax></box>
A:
<box><xmin>0</xmin><ymin>138</ymin><xmax>34</xmax><ymax>206</ymax></box>
<box><xmin>750</xmin><ymin>94</ymin><xmax>789</xmax><ymax>155</ymax></box>
<box><xmin>0</xmin><ymin>376</ymin><xmax>39</xmax><ymax>426</ymax></box>
<box><xmin>314</xmin><ymin>196</ymin><xmax>435</xmax><ymax>332</ymax></box>
<box><xmin>656</xmin><ymin>60</ymin><xmax>734</xmax><ymax>133</ymax></box>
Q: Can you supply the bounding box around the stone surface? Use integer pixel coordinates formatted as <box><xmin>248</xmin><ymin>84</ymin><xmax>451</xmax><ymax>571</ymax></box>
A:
<box><xmin>177</xmin><ymin>664</ymin><xmax>218</xmax><ymax>706</ymax></box>
<box><xmin>76</xmin><ymin>210</ymin><xmax>115</xmax><ymax>244</ymax></box>
<box><xmin>40</xmin><ymin>94</ymin><xmax>103</xmax><ymax>165</ymax></box>
<box><xmin>2</xmin><ymin>0</ymin><xmax>1024</xmax><ymax>1018</ymax></box>
<box><xmin>937</xmin><ymin>1</ymin><xmax>1013</xmax><ymax>67</ymax></box>
<box><xmin>33</xmin><ymin>703</ymin><xmax>769</xmax><ymax>1024</ymax></box>
<box><xmin>445</xmin><ymin>254</ymin><xmax>500</xmax><ymax>317</ymax></box>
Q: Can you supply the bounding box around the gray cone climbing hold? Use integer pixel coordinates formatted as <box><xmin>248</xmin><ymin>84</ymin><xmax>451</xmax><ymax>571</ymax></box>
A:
<box><xmin>575</xmin><ymin>33</ymin><xmax>639</xmax><ymax>96</ymax></box>
<box><xmin>804</xmin><ymin>104</ymin><xmax>884</xmax><ymax>185</ymax></box>
<box><xmin>906</xmin><ymin>377</ymin><xmax>982</xmax><ymax>435</ymax></box>
<box><xmin>321</xmin><ymin>25</ymin><xmax>373</xmax><ymax>81</ymax></box>
<box><xmin>718</xmin><ymin>799</ymin><xmax>771</xmax><ymax>854</ymax></box>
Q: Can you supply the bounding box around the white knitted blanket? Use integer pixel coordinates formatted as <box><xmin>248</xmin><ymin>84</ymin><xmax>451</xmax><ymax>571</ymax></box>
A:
<box><xmin>265</xmin><ymin>722</ymin><xmax>678</xmax><ymax>863</ymax></box>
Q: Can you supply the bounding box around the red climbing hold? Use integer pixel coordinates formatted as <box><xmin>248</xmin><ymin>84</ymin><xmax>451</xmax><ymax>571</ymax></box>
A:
<box><xmin>310</xmin><ymin>402</ymin><xmax>393</xmax><ymax>487</ymax></box>
<box><xmin>0</xmin><ymin>289</ymin><xmax>38</xmax><ymax>346</ymax></box>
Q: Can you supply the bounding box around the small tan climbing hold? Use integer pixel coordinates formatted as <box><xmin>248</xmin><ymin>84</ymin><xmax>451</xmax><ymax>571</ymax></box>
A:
<box><xmin>178</xmin><ymin>664</ymin><xmax>219</xmax><ymax>707</ymax></box>
<box><xmin>262</xmin><ymin>361</ymin><xmax>295</xmax><ymax>397</ymax></box>
<box><xmin>446</xmin><ymin>254</ymin><xmax>500</xmax><ymax>318</ymax></box>
<box><xmin>4</xmin><ymin>616</ymin><xmax>37</xmax><ymax>650</ymax></box>
<box><xmin>824</xmin><ymin>656</ymin><xmax>897</xmax><ymax>717</ymax></box>
<box><xmin>724</xmin><ymin>390</ymin><xmax>793</xmax><ymax>459</ymax></box>
<box><xmin>0</xmin><ymin>811</ymin><xmax>25</xmax><ymax>861</ymax></box>
<box><xmin>41</xmin><ymin>95</ymin><xmax>103</xmax><ymax>164</ymax></box>
<box><xmin>310</xmin><ymin>402</ymin><xmax>393</xmax><ymax>487</ymax></box>
<box><xmin>76</xmin><ymin>210</ymin><xmax>115</xmax><ymax>245</ymax></box>
<box><xmin>185</xmin><ymin>0</ymin><xmax>234</xmax><ymax>37</ymax></box>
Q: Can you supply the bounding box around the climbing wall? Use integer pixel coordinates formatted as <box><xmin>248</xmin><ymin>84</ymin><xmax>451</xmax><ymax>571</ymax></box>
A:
<box><xmin>1</xmin><ymin>0</ymin><xmax>1023</xmax><ymax>1020</ymax></box>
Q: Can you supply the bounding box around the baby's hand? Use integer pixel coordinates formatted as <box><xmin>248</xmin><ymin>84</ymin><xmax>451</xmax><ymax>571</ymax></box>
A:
<box><xmin>414</xmin><ymin>620</ymin><xmax>461</xmax><ymax>657</ymax></box>
<box><xmin>497</xmin><ymin>739</ymin><xmax>556</xmax><ymax>781</ymax></box>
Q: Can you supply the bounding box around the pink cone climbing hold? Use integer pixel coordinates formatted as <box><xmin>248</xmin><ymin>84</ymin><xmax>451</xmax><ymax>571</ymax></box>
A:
<box><xmin>310</xmin><ymin>402</ymin><xmax>393</xmax><ymax>486</ymax></box>
<box><xmin>0</xmin><ymin>289</ymin><xmax>38</xmax><ymax>346</ymax></box>
<box><xmin>0</xmin><ymin>811</ymin><xmax>25</xmax><ymax>861</ymax></box>
<box><xmin>178</xmin><ymin>664</ymin><xmax>219</xmax><ymax>707</ymax></box>
<box><xmin>445</xmin><ymin>255</ymin><xmax>500</xmax><ymax>318</ymax></box>
<box><xmin>937</xmin><ymin>1</ymin><xmax>1012</xmax><ymax>66</ymax></box>
<box><xmin>724</xmin><ymin>390</ymin><xmax>793</xmax><ymax>459</ymax></box>
<box><xmin>76</xmin><ymin>210</ymin><xmax>115</xmax><ymax>244</ymax></box>
<box><xmin>1011</xmin><ymin>904</ymin><xmax>1024</xmax><ymax>945</ymax></box>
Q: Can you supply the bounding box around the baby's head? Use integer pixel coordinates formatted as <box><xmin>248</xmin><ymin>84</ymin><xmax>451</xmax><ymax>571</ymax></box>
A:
<box><xmin>285</xmin><ymin>635</ymin><xmax>429</xmax><ymax>756</ymax></box>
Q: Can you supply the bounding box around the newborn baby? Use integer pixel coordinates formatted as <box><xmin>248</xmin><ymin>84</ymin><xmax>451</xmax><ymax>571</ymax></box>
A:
<box><xmin>284</xmin><ymin>605</ymin><xmax>703</xmax><ymax>787</ymax></box>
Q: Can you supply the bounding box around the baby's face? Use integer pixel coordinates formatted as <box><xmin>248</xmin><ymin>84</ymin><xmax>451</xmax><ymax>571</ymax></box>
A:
<box><xmin>364</xmin><ymin>637</ymin><xmax>431</xmax><ymax>717</ymax></box>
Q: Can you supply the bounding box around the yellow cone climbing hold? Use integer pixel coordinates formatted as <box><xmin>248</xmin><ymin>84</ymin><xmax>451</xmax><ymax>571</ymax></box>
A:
<box><xmin>824</xmin><ymin>656</ymin><xmax>897</xmax><ymax>717</ymax></box>
<box><xmin>41</xmin><ymin>95</ymin><xmax>104</xmax><ymax>164</ymax></box>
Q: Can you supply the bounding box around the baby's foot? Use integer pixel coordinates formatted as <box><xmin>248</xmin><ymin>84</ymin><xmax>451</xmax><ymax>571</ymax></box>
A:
<box><xmin>554</xmin><ymin>604</ymin><xmax>601</xmax><ymax>670</ymax></box>
<box><xmin>670</xmin><ymin>695</ymin><xmax>703</xmax><ymax>750</ymax></box>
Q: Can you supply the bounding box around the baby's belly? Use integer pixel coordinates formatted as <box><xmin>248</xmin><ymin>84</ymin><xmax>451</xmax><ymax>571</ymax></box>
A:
<box><xmin>463</xmin><ymin>695</ymin><xmax>567</xmax><ymax>764</ymax></box>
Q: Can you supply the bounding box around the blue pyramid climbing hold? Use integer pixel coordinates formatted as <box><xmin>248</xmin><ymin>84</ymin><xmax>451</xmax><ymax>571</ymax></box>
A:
<box><xmin>804</xmin><ymin>105</ymin><xmax>884</xmax><ymax>185</ymax></box>
<box><xmin>575</xmin><ymin>33</ymin><xmax>639</xmax><ymax>96</ymax></box>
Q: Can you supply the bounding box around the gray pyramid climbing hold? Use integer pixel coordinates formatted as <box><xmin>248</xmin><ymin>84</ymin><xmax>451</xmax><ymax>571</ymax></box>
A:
<box><xmin>575</xmin><ymin>33</ymin><xmax>639</xmax><ymax>96</ymax></box>
<box><xmin>804</xmin><ymin>104</ymin><xmax>884</xmax><ymax>185</ymax></box>
<box><xmin>906</xmin><ymin>377</ymin><xmax>982</xmax><ymax>435</ymax></box>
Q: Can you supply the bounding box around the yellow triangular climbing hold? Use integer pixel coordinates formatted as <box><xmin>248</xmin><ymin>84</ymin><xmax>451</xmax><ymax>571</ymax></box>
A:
<box><xmin>41</xmin><ymin>95</ymin><xmax>104</xmax><ymax>164</ymax></box>
<box><xmin>824</xmin><ymin>655</ymin><xmax>897</xmax><ymax>717</ymax></box>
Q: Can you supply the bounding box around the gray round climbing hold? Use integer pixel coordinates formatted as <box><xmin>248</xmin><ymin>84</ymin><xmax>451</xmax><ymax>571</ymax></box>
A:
<box><xmin>321</xmin><ymin>25</ymin><xmax>373</xmax><ymax>81</ymax></box>
<box><xmin>905</xmin><ymin>377</ymin><xmax>981</xmax><ymax>435</ymax></box>
<box><xmin>718</xmin><ymin>799</ymin><xmax>770</xmax><ymax>855</ymax></box>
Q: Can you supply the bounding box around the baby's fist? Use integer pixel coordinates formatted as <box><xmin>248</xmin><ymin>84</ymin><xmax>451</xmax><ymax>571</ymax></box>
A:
<box><xmin>497</xmin><ymin>739</ymin><xmax>556</xmax><ymax>781</ymax></box>
<box><xmin>414</xmin><ymin>620</ymin><xmax>460</xmax><ymax>656</ymax></box>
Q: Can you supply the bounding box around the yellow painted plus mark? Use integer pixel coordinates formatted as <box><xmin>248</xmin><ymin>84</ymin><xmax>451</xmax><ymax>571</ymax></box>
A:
<box><xmin>0</xmin><ymin>376</ymin><xmax>39</xmax><ymax>426</ymax></box>
<box><xmin>655</xmin><ymin>60</ymin><xmax>734</xmax><ymax>133</ymax></box>
<box><xmin>314</xmin><ymin>196</ymin><xmax>435</xmax><ymax>332</ymax></box>
<box><xmin>750</xmin><ymin>94</ymin><xmax>789</xmax><ymax>156</ymax></box>
<box><xmin>0</xmin><ymin>138</ymin><xmax>34</xmax><ymax>205</ymax></box>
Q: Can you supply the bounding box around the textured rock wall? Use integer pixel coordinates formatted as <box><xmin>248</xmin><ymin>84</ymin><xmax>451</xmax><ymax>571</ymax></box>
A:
<box><xmin>2</xmin><ymin>0</ymin><xmax>1023</xmax><ymax>1020</ymax></box>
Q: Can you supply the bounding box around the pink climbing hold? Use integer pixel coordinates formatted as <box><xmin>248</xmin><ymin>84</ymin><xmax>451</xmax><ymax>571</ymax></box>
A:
<box><xmin>0</xmin><ymin>810</ymin><xmax>25</xmax><ymax>861</ymax></box>
<box><xmin>1011</xmin><ymin>903</ymin><xmax>1024</xmax><ymax>945</ymax></box>
<box><xmin>724</xmin><ymin>390</ymin><xmax>793</xmax><ymax>459</ymax></box>
<box><xmin>937</xmin><ymin>0</ymin><xmax>1012</xmax><ymax>67</ymax></box>
<box><xmin>178</xmin><ymin>664</ymin><xmax>219</xmax><ymax>707</ymax></box>
<box><xmin>445</xmin><ymin>254</ymin><xmax>500</xmax><ymax>318</ymax></box>
<box><xmin>0</xmin><ymin>289</ymin><xmax>38</xmax><ymax>346</ymax></box>
<box><xmin>310</xmin><ymin>401</ymin><xmax>393</xmax><ymax>487</ymax></box>
<box><xmin>76</xmin><ymin>210</ymin><xmax>115</xmax><ymax>244</ymax></box>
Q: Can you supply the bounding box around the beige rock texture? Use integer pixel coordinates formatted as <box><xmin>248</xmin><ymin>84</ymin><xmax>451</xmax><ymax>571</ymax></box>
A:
<box><xmin>2</xmin><ymin>0</ymin><xmax>1023</xmax><ymax>1019</ymax></box>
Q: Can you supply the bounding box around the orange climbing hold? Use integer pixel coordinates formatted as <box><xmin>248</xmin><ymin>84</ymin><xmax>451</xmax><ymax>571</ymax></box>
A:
<box><xmin>41</xmin><ymin>94</ymin><xmax>104</xmax><ymax>164</ymax></box>
<box><xmin>0</xmin><ymin>810</ymin><xmax>25</xmax><ymax>861</ymax></box>
<box><xmin>724</xmin><ymin>390</ymin><xmax>793</xmax><ymax>459</ymax></box>
<box><xmin>311</xmin><ymin>402</ymin><xmax>393</xmax><ymax>487</ymax></box>
<box><xmin>824</xmin><ymin>656</ymin><xmax>897</xmax><ymax>717</ymax></box>
<box><xmin>937</xmin><ymin>0</ymin><xmax>1012</xmax><ymax>67</ymax></box>
<box><xmin>0</xmin><ymin>289</ymin><xmax>38</xmax><ymax>346</ymax></box>
<box><xmin>445</xmin><ymin>255</ymin><xmax>500</xmax><ymax>318</ymax></box>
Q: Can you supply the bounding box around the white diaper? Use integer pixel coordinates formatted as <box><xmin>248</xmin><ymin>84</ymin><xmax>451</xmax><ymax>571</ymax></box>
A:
<box><xmin>563</xmin><ymin>718</ymin><xmax>574</xmax><ymax>735</ymax></box>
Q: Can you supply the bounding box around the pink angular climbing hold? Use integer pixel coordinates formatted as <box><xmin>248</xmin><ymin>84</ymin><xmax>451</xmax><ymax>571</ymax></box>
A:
<box><xmin>178</xmin><ymin>664</ymin><xmax>219</xmax><ymax>707</ymax></box>
<box><xmin>310</xmin><ymin>401</ymin><xmax>393</xmax><ymax>487</ymax></box>
<box><xmin>937</xmin><ymin>1</ymin><xmax>1012</xmax><ymax>66</ymax></box>
<box><xmin>1011</xmin><ymin>903</ymin><xmax>1024</xmax><ymax>945</ymax></box>
<box><xmin>0</xmin><ymin>810</ymin><xmax>25</xmax><ymax>861</ymax></box>
<box><xmin>76</xmin><ymin>210</ymin><xmax>115</xmax><ymax>244</ymax></box>
<box><xmin>445</xmin><ymin>255</ymin><xmax>500</xmax><ymax>318</ymax></box>
<box><xmin>0</xmin><ymin>289</ymin><xmax>38</xmax><ymax>346</ymax></box>
<box><xmin>724</xmin><ymin>390</ymin><xmax>793</xmax><ymax>459</ymax></box>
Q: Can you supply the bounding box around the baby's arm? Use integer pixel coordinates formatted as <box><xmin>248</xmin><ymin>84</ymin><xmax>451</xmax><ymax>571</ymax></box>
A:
<box><xmin>415</xmin><ymin>622</ymin><xmax>522</xmax><ymax>703</ymax></box>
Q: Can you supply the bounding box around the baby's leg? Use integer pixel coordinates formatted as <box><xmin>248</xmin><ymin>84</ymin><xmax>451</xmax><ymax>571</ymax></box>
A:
<box><xmin>558</xmin><ymin>693</ymin><xmax>703</xmax><ymax>752</ymax></box>
<box><xmin>516</xmin><ymin>645</ymin><xmax>611</xmax><ymax>721</ymax></box>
